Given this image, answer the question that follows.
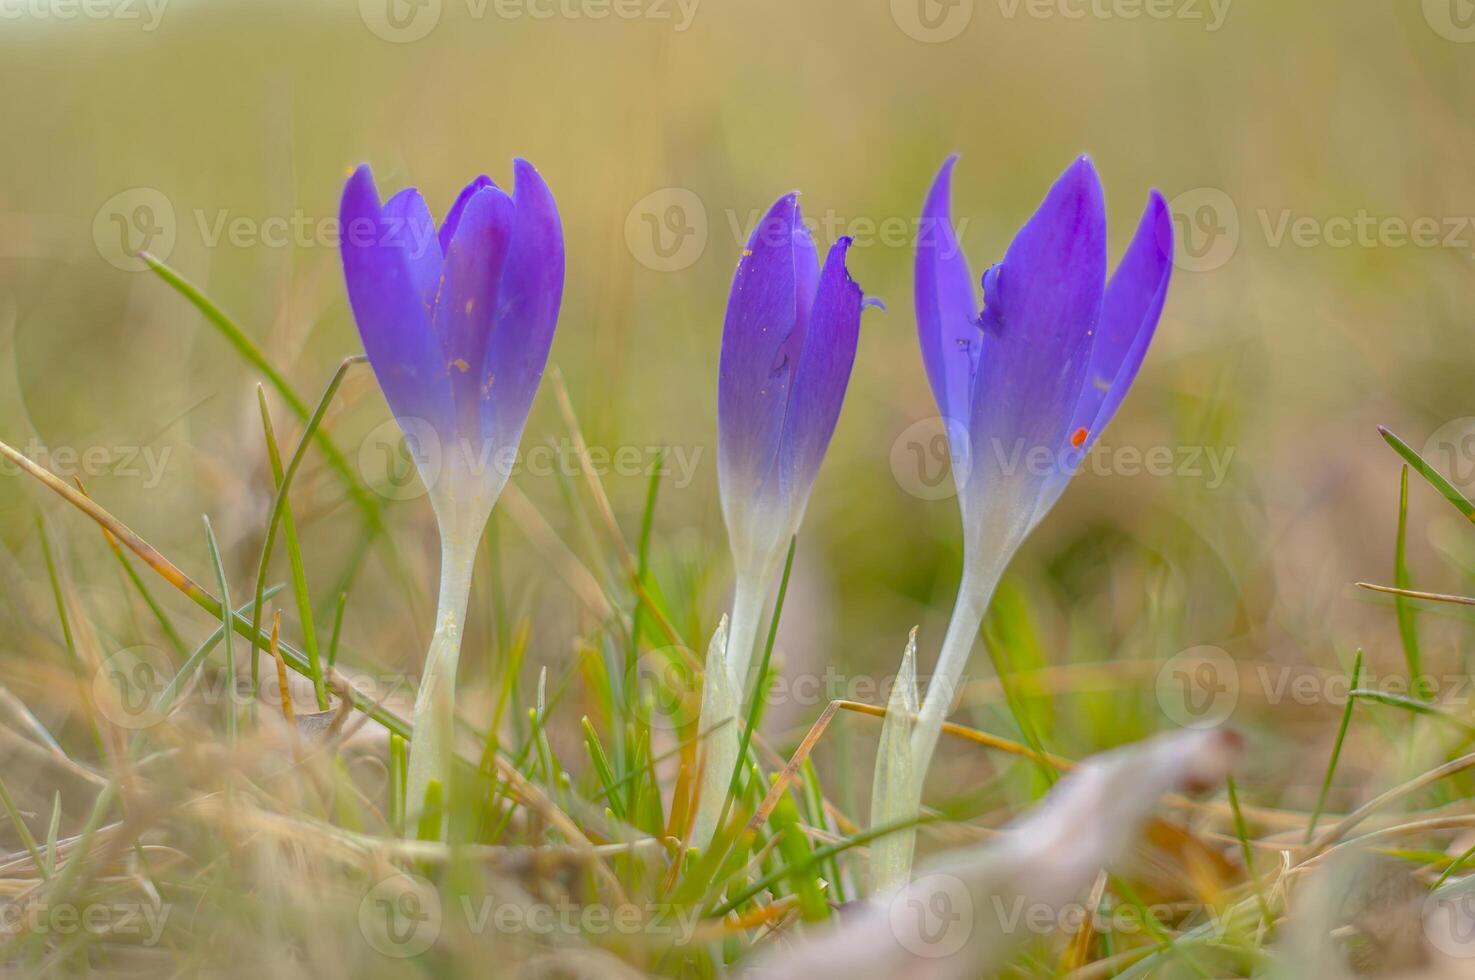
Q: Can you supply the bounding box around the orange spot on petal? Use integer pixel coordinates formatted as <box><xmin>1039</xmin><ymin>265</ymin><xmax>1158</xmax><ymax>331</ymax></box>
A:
<box><xmin>1070</xmin><ymin>427</ymin><xmax>1089</xmax><ymax>449</ymax></box>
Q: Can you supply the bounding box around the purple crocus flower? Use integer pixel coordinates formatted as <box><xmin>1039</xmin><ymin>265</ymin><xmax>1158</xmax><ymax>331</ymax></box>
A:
<box><xmin>693</xmin><ymin>193</ymin><xmax>870</xmax><ymax>847</ymax></box>
<box><xmin>339</xmin><ymin>161</ymin><xmax>563</xmax><ymax>831</ymax></box>
<box><xmin>717</xmin><ymin>193</ymin><xmax>867</xmax><ymax>685</ymax></box>
<box><xmin>871</xmin><ymin>154</ymin><xmax>1173</xmax><ymax>886</ymax></box>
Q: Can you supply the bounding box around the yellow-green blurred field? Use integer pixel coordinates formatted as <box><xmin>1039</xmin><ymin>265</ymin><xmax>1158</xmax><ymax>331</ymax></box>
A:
<box><xmin>5</xmin><ymin>1</ymin><xmax>1475</xmax><ymax>976</ymax></box>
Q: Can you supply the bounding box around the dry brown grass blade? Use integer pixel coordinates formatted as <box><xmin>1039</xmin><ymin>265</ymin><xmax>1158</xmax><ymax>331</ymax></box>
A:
<box><xmin>1356</xmin><ymin>581</ymin><xmax>1475</xmax><ymax>606</ymax></box>
<box><xmin>1061</xmin><ymin>869</ymin><xmax>1109</xmax><ymax>972</ymax></box>
<box><xmin>269</xmin><ymin>612</ymin><xmax>293</xmax><ymax>725</ymax></box>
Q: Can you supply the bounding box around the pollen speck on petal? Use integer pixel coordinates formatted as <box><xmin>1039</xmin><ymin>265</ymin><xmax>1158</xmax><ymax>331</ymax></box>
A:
<box><xmin>452</xmin><ymin>358</ymin><xmax>470</xmax><ymax>373</ymax></box>
<box><xmin>1071</xmin><ymin>426</ymin><xmax>1089</xmax><ymax>448</ymax></box>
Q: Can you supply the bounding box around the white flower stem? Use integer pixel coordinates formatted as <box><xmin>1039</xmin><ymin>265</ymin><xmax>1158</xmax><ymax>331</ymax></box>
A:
<box><xmin>910</xmin><ymin>565</ymin><xmax>999</xmax><ymax>776</ymax></box>
<box><xmin>405</xmin><ymin>529</ymin><xmax>480</xmax><ymax>839</ymax></box>
<box><xmin>689</xmin><ymin>567</ymin><xmax>771</xmax><ymax>849</ymax></box>
<box><xmin>725</xmin><ymin>571</ymin><xmax>769</xmax><ymax>697</ymax></box>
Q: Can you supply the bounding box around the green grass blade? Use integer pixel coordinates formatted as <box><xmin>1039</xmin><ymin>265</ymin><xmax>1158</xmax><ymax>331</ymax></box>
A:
<box><xmin>1393</xmin><ymin>466</ymin><xmax>1426</xmax><ymax>697</ymax></box>
<box><xmin>244</xmin><ymin>358</ymin><xmax>363</xmax><ymax>714</ymax></box>
<box><xmin>1378</xmin><ymin>425</ymin><xmax>1475</xmax><ymax>520</ymax></box>
<box><xmin>1305</xmin><ymin>649</ymin><xmax>1362</xmax><ymax>844</ymax></box>
<box><xmin>43</xmin><ymin>791</ymin><xmax>61</xmax><ymax>877</ymax></box>
<box><xmin>1349</xmin><ymin>687</ymin><xmax>1475</xmax><ymax>737</ymax></box>
<box><xmin>389</xmin><ymin>733</ymin><xmax>407</xmax><ymax>836</ymax></box>
<box><xmin>327</xmin><ymin>592</ymin><xmax>347</xmax><ymax>671</ymax></box>
<box><xmin>630</xmin><ymin>449</ymin><xmax>663</xmax><ymax>656</ymax></box>
<box><xmin>768</xmin><ymin>777</ymin><xmax>829</xmax><ymax>922</ymax></box>
<box><xmin>257</xmin><ymin>386</ymin><xmax>327</xmax><ymax>710</ymax></box>
<box><xmin>202</xmin><ymin>517</ymin><xmax>238</xmax><ymax>742</ymax></box>
<box><xmin>1225</xmin><ymin>775</ymin><xmax>1271</xmax><ymax>926</ymax></box>
<box><xmin>582</xmin><ymin>716</ymin><xmax>624</xmax><ymax>822</ymax></box>
<box><xmin>711</xmin><ymin>813</ymin><xmax>928</xmax><ymax>916</ymax></box>
<box><xmin>0</xmin><ymin>775</ymin><xmax>45</xmax><ymax>877</ymax></box>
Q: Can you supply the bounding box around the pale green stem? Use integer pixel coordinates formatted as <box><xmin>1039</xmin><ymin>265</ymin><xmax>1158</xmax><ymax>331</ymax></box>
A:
<box><xmin>868</xmin><ymin>629</ymin><xmax>918</xmax><ymax>892</ymax></box>
<box><xmin>405</xmin><ymin>528</ymin><xmax>481</xmax><ymax>839</ymax></box>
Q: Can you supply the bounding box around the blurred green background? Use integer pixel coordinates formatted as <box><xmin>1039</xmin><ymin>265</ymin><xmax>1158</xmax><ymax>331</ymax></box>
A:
<box><xmin>3</xmin><ymin>0</ymin><xmax>1475</xmax><ymax>820</ymax></box>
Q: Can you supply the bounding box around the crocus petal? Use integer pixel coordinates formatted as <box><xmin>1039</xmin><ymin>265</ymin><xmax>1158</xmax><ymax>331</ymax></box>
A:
<box><xmin>381</xmin><ymin>188</ymin><xmax>442</xmax><ymax>310</ymax></box>
<box><xmin>432</xmin><ymin>185</ymin><xmax>516</xmax><ymax>438</ymax></box>
<box><xmin>717</xmin><ymin>193</ymin><xmax>807</xmax><ymax>511</ymax></box>
<box><xmin>963</xmin><ymin>156</ymin><xmax>1106</xmax><ymax>542</ymax></box>
<box><xmin>1079</xmin><ymin>189</ymin><xmax>1172</xmax><ymax>440</ymax></box>
<box><xmin>480</xmin><ymin>158</ymin><xmax>565</xmax><ymax>452</ymax></box>
<box><xmin>439</xmin><ymin>175</ymin><xmax>496</xmax><ymax>256</ymax></box>
<box><xmin>775</xmin><ymin>237</ymin><xmax>863</xmax><ymax>511</ymax></box>
<box><xmin>1029</xmin><ymin>191</ymin><xmax>1172</xmax><ymax>528</ymax></box>
<box><xmin>340</xmin><ymin>164</ymin><xmax>454</xmax><ymax>436</ymax></box>
<box><xmin>916</xmin><ymin>155</ymin><xmax>981</xmax><ymax>431</ymax></box>
<box><xmin>793</xmin><ymin>218</ymin><xmax>821</xmax><ymax>347</ymax></box>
